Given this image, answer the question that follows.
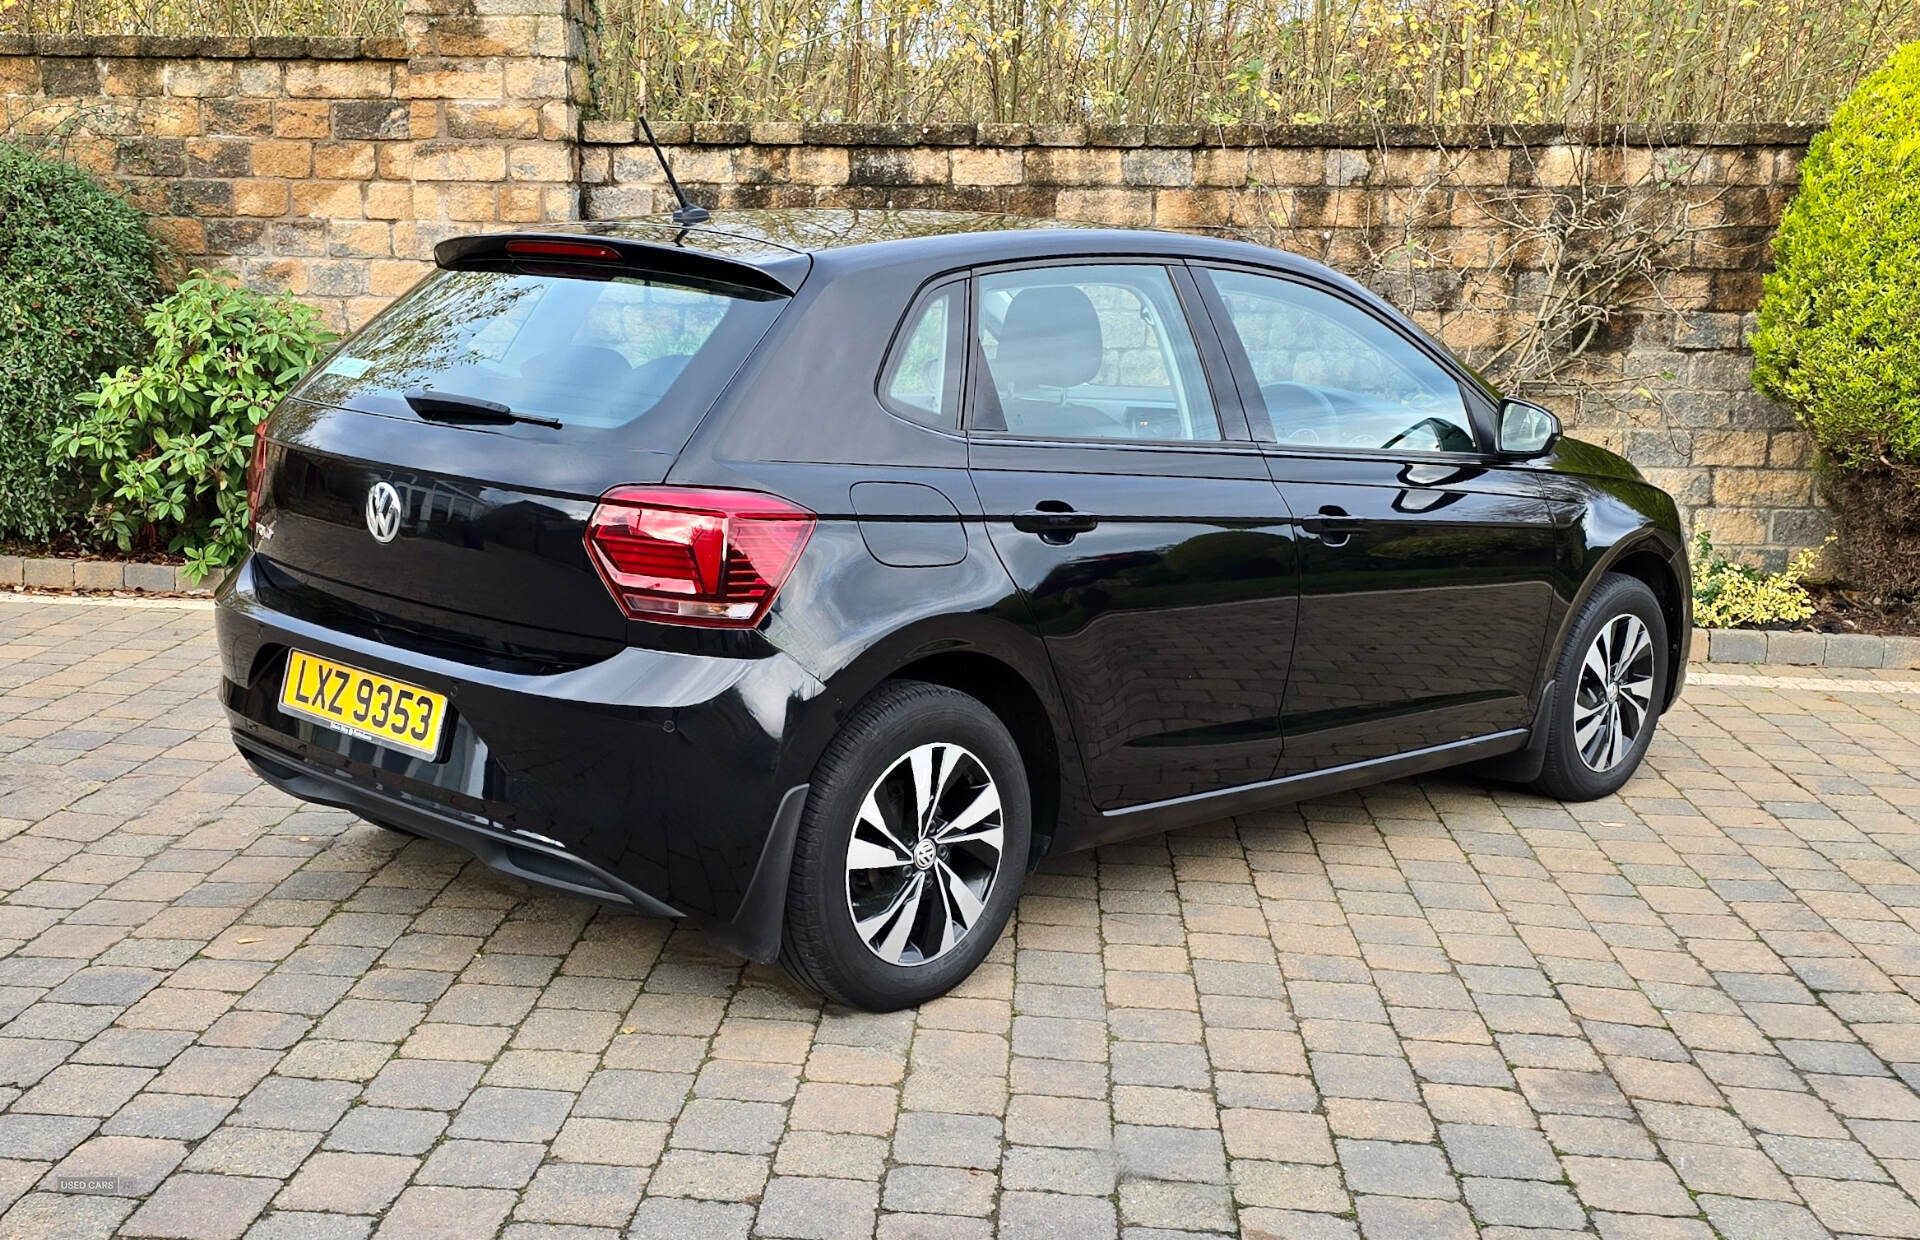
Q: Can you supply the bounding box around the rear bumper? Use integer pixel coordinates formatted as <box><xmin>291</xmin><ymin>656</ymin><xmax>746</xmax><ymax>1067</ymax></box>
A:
<box><xmin>214</xmin><ymin>557</ymin><xmax>827</xmax><ymax>961</ymax></box>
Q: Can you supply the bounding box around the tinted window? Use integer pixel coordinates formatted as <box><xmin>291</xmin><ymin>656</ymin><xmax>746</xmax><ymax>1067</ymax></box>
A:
<box><xmin>1207</xmin><ymin>269</ymin><xmax>1476</xmax><ymax>454</ymax></box>
<box><xmin>296</xmin><ymin>268</ymin><xmax>786</xmax><ymax>433</ymax></box>
<box><xmin>972</xmin><ymin>264</ymin><xmax>1219</xmax><ymax>442</ymax></box>
<box><xmin>881</xmin><ymin>284</ymin><xmax>960</xmax><ymax>428</ymax></box>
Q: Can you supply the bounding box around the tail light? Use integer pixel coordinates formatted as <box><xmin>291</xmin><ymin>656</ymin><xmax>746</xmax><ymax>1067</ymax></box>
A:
<box><xmin>584</xmin><ymin>487</ymin><xmax>815</xmax><ymax>628</ymax></box>
<box><xmin>246</xmin><ymin>428</ymin><xmax>269</xmax><ymax>520</ymax></box>
<box><xmin>504</xmin><ymin>239</ymin><xmax>623</xmax><ymax>263</ymax></box>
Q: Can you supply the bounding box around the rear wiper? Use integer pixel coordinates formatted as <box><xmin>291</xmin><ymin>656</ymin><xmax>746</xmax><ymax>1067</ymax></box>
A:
<box><xmin>403</xmin><ymin>387</ymin><xmax>562</xmax><ymax>429</ymax></box>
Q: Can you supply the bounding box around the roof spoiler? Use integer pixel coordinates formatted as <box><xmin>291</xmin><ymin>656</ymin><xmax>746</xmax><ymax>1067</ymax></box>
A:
<box><xmin>433</xmin><ymin>232</ymin><xmax>799</xmax><ymax>297</ymax></box>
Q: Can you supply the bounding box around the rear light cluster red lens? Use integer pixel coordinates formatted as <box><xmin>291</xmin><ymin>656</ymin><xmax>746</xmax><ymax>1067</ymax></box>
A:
<box><xmin>246</xmin><ymin>428</ymin><xmax>269</xmax><ymax>519</ymax></box>
<box><xmin>584</xmin><ymin>487</ymin><xmax>815</xmax><ymax>628</ymax></box>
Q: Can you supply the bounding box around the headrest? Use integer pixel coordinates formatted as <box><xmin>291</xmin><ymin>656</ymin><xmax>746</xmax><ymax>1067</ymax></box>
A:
<box><xmin>992</xmin><ymin>285</ymin><xmax>1105</xmax><ymax>391</ymax></box>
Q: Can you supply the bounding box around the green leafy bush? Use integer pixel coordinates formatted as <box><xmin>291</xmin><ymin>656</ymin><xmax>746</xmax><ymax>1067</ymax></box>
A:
<box><xmin>1751</xmin><ymin>43</ymin><xmax>1920</xmax><ymax>596</ymax></box>
<box><xmin>50</xmin><ymin>273</ymin><xmax>336</xmax><ymax>581</ymax></box>
<box><xmin>0</xmin><ymin>140</ymin><xmax>161</xmax><ymax>541</ymax></box>
<box><xmin>1690</xmin><ymin>531</ymin><xmax>1825</xmax><ymax>629</ymax></box>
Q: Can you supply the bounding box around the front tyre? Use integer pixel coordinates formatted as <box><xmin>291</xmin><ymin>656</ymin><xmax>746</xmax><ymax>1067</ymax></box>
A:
<box><xmin>780</xmin><ymin>681</ymin><xmax>1031</xmax><ymax>1011</ymax></box>
<box><xmin>1528</xmin><ymin>573</ymin><xmax>1669</xmax><ymax>801</ymax></box>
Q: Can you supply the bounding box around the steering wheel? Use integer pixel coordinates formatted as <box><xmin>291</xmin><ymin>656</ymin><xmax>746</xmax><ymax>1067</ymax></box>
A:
<box><xmin>1382</xmin><ymin>416</ymin><xmax>1473</xmax><ymax>453</ymax></box>
<box><xmin>1260</xmin><ymin>382</ymin><xmax>1339</xmax><ymax>444</ymax></box>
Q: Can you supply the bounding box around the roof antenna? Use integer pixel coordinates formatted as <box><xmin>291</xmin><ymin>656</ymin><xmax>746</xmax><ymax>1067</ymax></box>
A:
<box><xmin>639</xmin><ymin>115</ymin><xmax>710</xmax><ymax>226</ymax></box>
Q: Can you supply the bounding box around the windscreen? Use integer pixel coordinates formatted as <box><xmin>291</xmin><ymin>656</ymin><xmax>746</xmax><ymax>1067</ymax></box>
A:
<box><xmin>295</xmin><ymin>267</ymin><xmax>788</xmax><ymax>434</ymax></box>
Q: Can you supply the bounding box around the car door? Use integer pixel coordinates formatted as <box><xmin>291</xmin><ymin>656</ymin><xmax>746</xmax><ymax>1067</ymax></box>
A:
<box><xmin>963</xmin><ymin>260</ymin><xmax>1301</xmax><ymax>812</ymax></box>
<box><xmin>1193</xmin><ymin>264</ymin><xmax>1558</xmax><ymax>777</ymax></box>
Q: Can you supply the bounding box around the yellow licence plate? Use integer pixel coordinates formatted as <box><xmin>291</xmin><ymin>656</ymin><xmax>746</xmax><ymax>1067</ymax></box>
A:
<box><xmin>279</xmin><ymin>650</ymin><xmax>449</xmax><ymax>760</ymax></box>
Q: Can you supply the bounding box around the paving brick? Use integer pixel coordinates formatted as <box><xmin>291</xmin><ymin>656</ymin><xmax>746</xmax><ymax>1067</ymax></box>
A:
<box><xmin>122</xmin><ymin>1173</ymin><xmax>279</xmax><ymax>1239</ymax></box>
<box><xmin>277</xmin><ymin>1152</ymin><xmax>417</xmax><ymax>1214</ymax></box>
<box><xmin>5</xmin><ymin>599</ymin><xmax>1920</xmax><ymax>1240</ymax></box>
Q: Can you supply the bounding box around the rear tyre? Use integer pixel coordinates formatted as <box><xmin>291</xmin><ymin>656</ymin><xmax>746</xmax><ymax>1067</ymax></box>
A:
<box><xmin>780</xmin><ymin>680</ymin><xmax>1031</xmax><ymax>1011</ymax></box>
<box><xmin>1527</xmin><ymin>573</ymin><xmax>1669</xmax><ymax>802</ymax></box>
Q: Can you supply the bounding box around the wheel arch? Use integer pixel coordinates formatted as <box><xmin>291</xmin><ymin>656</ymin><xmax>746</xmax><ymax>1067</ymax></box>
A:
<box><xmin>886</xmin><ymin>649</ymin><xmax>1065</xmax><ymax>859</ymax></box>
<box><xmin>806</xmin><ymin>614</ymin><xmax>1087</xmax><ymax>862</ymax></box>
<box><xmin>1567</xmin><ymin>533</ymin><xmax>1689</xmax><ymax>711</ymax></box>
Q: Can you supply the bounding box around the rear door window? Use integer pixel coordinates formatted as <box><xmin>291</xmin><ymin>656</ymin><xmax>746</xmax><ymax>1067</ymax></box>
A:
<box><xmin>296</xmin><ymin>268</ymin><xmax>788</xmax><ymax>438</ymax></box>
<box><xmin>970</xmin><ymin>264</ymin><xmax>1222</xmax><ymax>443</ymax></box>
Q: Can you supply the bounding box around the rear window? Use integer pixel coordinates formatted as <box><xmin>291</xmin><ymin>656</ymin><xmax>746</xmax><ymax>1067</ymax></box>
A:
<box><xmin>295</xmin><ymin>268</ymin><xmax>787</xmax><ymax>433</ymax></box>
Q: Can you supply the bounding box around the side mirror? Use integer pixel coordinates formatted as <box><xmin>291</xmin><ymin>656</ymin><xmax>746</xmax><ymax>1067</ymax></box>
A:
<box><xmin>1497</xmin><ymin>398</ymin><xmax>1561</xmax><ymax>458</ymax></box>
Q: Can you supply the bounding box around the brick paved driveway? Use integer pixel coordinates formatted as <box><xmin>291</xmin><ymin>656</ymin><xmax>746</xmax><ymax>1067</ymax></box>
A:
<box><xmin>5</xmin><ymin>596</ymin><xmax>1920</xmax><ymax>1240</ymax></box>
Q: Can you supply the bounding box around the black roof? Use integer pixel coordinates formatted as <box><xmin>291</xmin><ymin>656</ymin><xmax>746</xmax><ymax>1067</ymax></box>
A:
<box><xmin>439</xmin><ymin>207</ymin><xmax>1348</xmax><ymax>298</ymax></box>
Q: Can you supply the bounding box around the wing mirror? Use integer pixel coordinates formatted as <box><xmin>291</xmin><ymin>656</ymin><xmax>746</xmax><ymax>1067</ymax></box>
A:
<box><xmin>1496</xmin><ymin>398</ymin><xmax>1561</xmax><ymax>458</ymax></box>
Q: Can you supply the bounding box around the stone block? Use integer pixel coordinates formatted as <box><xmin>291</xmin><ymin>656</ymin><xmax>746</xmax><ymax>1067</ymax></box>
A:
<box><xmin>1143</xmin><ymin>187</ymin><xmax>1223</xmax><ymax>229</ymax></box>
<box><xmin>499</xmin><ymin>185</ymin><xmax>544</xmax><ymax>220</ymax></box>
<box><xmin>502</xmin><ymin>56</ymin><xmax>570</xmax><ymax>101</ymax></box>
<box><xmin>1705</xmin><ymin>627</ymin><xmax>1765</xmax><ymax>664</ymax></box>
<box><xmin>102</xmin><ymin>58</ymin><xmax>166</xmax><ymax>97</ymax></box>
<box><xmin>581</xmin><ymin>118</ymin><xmax>634</xmax><ymax>144</ymax></box>
<box><xmin>1766</xmin><ymin>630</ymin><xmax>1825</xmax><ymax>665</ymax></box>
<box><xmin>1882</xmin><ymin>636</ymin><xmax>1920</xmax><ymax>670</ymax></box>
<box><xmin>446</xmin><ymin>101</ymin><xmax>540</xmax><ymax>140</ymax></box>
<box><xmin>364</xmin><ymin>180</ymin><xmax>412</xmax><ymax>219</ymax></box>
<box><xmin>284</xmin><ymin>60</ymin><xmax>392</xmax><ymax>99</ymax></box>
<box><xmin>1691</xmin><ymin>430</ymin><xmax>1768</xmax><ymax>467</ymax></box>
<box><xmin>1024</xmin><ymin>146</ymin><xmax>1122</xmax><ymax>187</ymax></box>
<box><xmin>370</xmin><ymin>258</ymin><xmax>429</xmax><ymax>296</ymax></box>
<box><xmin>251</xmin><ymin>138</ymin><xmax>312</xmax><ymax>177</ymax></box>
<box><xmin>412</xmin><ymin>140</ymin><xmax>507</xmax><ymax>182</ymax></box>
<box><xmin>331</xmin><ymin>98</ymin><xmax>407</xmax><ymax>139</ymax></box>
<box><xmin>0</xmin><ymin>555</ymin><xmax>22</xmax><ymax>585</ymax></box>
<box><xmin>205</xmin><ymin>217</ymin><xmax>267</xmax><ymax>253</ymax></box>
<box><xmin>1823</xmin><ymin>635</ymin><xmax>1885</xmax><ymax>669</ymax></box>
<box><xmin>1056</xmin><ymin>188</ymin><xmax>1152</xmax><ymax>229</ymax></box>
<box><xmin>39</xmin><ymin>56</ymin><xmax>102</xmax><ymax>96</ymax></box>
<box><xmin>848</xmin><ymin>147</ymin><xmax>949</xmax><ymax>187</ymax></box>
<box><xmin>1121</xmin><ymin>148</ymin><xmax>1192</xmax><ymax>187</ymax></box>
<box><xmin>290</xmin><ymin>179</ymin><xmax>363</xmax><ymax>219</ymax></box>
<box><xmin>0</xmin><ymin>55</ymin><xmax>41</xmax><ymax>95</ymax></box>
<box><xmin>313</xmin><ymin>140</ymin><xmax>376</xmax><ymax>179</ymax></box>
<box><xmin>123</xmin><ymin>563</ymin><xmax>177</xmax><ymax>593</ymax></box>
<box><xmin>409</xmin><ymin>60</ymin><xmax>507</xmax><ymax>102</ymax></box>
<box><xmin>185</xmin><ymin>136</ymin><xmax>251</xmax><ymax>177</ymax></box>
<box><xmin>23</xmin><ymin>558</ymin><xmax>74</xmax><ymax>589</ymax></box>
<box><xmin>790</xmin><ymin>146</ymin><xmax>850</xmax><ymax>186</ymax></box>
<box><xmin>163</xmin><ymin>59</ymin><xmax>235</xmax><ymax>98</ymax></box>
<box><xmin>327</xmin><ymin>218</ymin><xmax>393</xmax><ymax>257</ymax></box>
<box><xmin>274</xmin><ymin>99</ymin><xmax>331</xmax><ymax>138</ymax></box>
<box><xmin>503</xmin><ymin>141</ymin><xmax>568</xmax><ymax>182</ymax></box>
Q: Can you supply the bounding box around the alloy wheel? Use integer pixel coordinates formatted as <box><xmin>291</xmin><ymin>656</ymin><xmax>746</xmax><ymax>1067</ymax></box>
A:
<box><xmin>1573</xmin><ymin>613</ymin><xmax>1656</xmax><ymax>773</ymax></box>
<box><xmin>844</xmin><ymin>742</ymin><xmax>1005</xmax><ymax>966</ymax></box>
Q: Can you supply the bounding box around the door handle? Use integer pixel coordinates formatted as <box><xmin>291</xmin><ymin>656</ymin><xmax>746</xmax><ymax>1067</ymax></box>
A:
<box><xmin>1299</xmin><ymin>505</ymin><xmax>1359</xmax><ymax>547</ymax></box>
<box><xmin>1012</xmin><ymin>501</ymin><xmax>1099</xmax><ymax>543</ymax></box>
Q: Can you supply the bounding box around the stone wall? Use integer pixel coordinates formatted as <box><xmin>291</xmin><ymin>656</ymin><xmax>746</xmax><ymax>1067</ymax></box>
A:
<box><xmin>0</xmin><ymin>8</ymin><xmax>1824</xmax><ymax>565</ymax></box>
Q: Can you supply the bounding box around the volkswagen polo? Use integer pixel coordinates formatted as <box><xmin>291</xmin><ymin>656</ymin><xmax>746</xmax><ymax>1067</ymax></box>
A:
<box><xmin>216</xmin><ymin>209</ymin><xmax>1689</xmax><ymax>1010</ymax></box>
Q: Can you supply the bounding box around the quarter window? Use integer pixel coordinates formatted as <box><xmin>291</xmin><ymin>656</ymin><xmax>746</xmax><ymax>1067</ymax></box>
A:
<box><xmin>1205</xmin><ymin>269</ymin><xmax>1476</xmax><ymax>454</ymax></box>
<box><xmin>972</xmin><ymin>265</ymin><xmax>1220</xmax><ymax>442</ymax></box>
<box><xmin>881</xmin><ymin>284</ymin><xmax>962</xmax><ymax>429</ymax></box>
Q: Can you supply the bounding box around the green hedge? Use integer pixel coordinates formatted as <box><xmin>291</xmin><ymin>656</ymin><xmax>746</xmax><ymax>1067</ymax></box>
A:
<box><xmin>0</xmin><ymin>141</ymin><xmax>162</xmax><ymax>541</ymax></box>
<box><xmin>52</xmin><ymin>274</ymin><xmax>336</xmax><ymax>581</ymax></box>
<box><xmin>1753</xmin><ymin>42</ymin><xmax>1920</xmax><ymax>470</ymax></box>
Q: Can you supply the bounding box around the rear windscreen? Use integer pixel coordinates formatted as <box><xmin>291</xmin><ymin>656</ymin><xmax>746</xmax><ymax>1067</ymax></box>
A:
<box><xmin>295</xmin><ymin>267</ymin><xmax>788</xmax><ymax>433</ymax></box>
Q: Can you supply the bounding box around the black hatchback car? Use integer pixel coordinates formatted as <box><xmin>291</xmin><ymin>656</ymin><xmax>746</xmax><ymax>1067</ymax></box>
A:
<box><xmin>217</xmin><ymin>209</ymin><xmax>1689</xmax><ymax>1009</ymax></box>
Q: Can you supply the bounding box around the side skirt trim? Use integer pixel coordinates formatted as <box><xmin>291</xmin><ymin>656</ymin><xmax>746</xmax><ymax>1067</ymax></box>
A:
<box><xmin>1090</xmin><ymin>727</ymin><xmax>1530</xmax><ymax>841</ymax></box>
